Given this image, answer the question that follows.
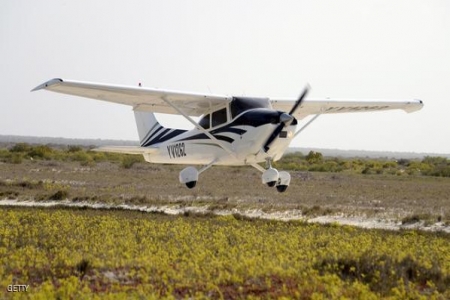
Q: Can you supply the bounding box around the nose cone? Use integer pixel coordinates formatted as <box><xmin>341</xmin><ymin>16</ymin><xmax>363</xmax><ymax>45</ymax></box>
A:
<box><xmin>280</xmin><ymin>113</ymin><xmax>294</xmax><ymax>125</ymax></box>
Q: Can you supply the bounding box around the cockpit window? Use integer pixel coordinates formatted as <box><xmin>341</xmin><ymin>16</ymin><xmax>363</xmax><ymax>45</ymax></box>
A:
<box><xmin>230</xmin><ymin>97</ymin><xmax>271</xmax><ymax>119</ymax></box>
<box><xmin>199</xmin><ymin>106</ymin><xmax>228</xmax><ymax>130</ymax></box>
<box><xmin>211</xmin><ymin>108</ymin><xmax>227</xmax><ymax>128</ymax></box>
<box><xmin>199</xmin><ymin>114</ymin><xmax>210</xmax><ymax>129</ymax></box>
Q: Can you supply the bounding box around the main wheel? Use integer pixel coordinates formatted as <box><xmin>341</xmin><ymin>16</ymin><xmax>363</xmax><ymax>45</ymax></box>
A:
<box><xmin>276</xmin><ymin>185</ymin><xmax>288</xmax><ymax>193</ymax></box>
<box><xmin>266</xmin><ymin>181</ymin><xmax>277</xmax><ymax>187</ymax></box>
<box><xmin>262</xmin><ymin>168</ymin><xmax>279</xmax><ymax>187</ymax></box>
<box><xmin>185</xmin><ymin>181</ymin><xmax>197</xmax><ymax>189</ymax></box>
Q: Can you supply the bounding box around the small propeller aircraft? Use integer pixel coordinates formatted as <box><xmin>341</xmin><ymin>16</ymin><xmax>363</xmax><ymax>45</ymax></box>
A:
<box><xmin>33</xmin><ymin>78</ymin><xmax>423</xmax><ymax>192</ymax></box>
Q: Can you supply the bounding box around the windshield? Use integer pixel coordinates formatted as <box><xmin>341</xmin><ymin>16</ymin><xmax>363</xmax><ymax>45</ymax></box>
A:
<box><xmin>230</xmin><ymin>97</ymin><xmax>271</xmax><ymax>119</ymax></box>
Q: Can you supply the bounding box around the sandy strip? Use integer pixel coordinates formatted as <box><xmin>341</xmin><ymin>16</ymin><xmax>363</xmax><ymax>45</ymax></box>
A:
<box><xmin>1</xmin><ymin>199</ymin><xmax>449</xmax><ymax>233</ymax></box>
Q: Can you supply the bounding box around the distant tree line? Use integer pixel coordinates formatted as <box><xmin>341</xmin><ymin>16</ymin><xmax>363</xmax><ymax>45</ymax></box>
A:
<box><xmin>274</xmin><ymin>151</ymin><xmax>450</xmax><ymax>177</ymax></box>
<box><xmin>0</xmin><ymin>143</ymin><xmax>143</xmax><ymax>169</ymax></box>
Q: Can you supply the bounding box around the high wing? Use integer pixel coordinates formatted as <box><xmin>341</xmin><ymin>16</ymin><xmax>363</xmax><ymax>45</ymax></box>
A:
<box><xmin>32</xmin><ymin>78</ymin><xmax>423</xmax><ymax>119</ymax></box>
<box><xmin>32</xmin><ymin>78</ymin><xmax>231</xmax><ymax>116</ymax></box>
<box><xmin>270</xmin><ymin>98</ymin><xmax>423</xmax><ymax>120</ymax></box>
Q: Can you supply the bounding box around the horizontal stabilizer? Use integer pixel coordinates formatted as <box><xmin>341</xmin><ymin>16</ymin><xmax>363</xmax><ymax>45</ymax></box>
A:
<box><xmin>92</xmin><ymin>146</ymin><xmax>157</xmax><ymax>155</ymax></box>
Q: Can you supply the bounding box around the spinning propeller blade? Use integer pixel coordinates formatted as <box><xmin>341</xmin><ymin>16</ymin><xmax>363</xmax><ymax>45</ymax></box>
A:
<box><xmin>263</xmin><ymin>85</ymin><xmax>309</xmax><ymax>152</ymax></box>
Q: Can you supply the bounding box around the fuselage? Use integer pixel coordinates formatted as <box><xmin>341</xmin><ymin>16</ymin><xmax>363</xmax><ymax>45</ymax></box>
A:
<box><xmin>142</xmin><ymin>108</ymin><xmax>297</xmax><ymax>166</ymax></box>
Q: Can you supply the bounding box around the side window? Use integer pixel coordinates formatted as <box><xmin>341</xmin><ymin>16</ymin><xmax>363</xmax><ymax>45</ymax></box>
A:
<box><xmin>211</xmin><ymin>108</ymin><xmax>227</xmax><ymax>128</ymax></box>
<box><xmin>199</xmin><ymin>114</ymin><xmax>210</xmax><ymax>129</ymax></box>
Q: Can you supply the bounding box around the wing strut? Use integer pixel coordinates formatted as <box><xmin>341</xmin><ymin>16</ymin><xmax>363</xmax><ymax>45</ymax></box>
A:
<box><xmin>160</xmin><ymin>96</ymin><xmax>237</xmax><ymax>158</ymax></box>
<box><xmin>250</xmin><ymin>163</ymin><xmax>266</xmax><ymax>173</ymax></box>
<box><xmin>199</xmin><ymin>159</ymin><xmax>218</xmax><ymax>174</ymax></box>
<box><xmin>293</xmin><ymin>114</ymin><xmax>321</xmax><ymax>139</ymax></box>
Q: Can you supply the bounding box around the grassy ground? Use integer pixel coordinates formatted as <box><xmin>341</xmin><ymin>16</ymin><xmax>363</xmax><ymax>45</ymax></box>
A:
<box><xmin>1</xmin><ymin>207</ymin><xmax>449</xmax><ymax>299</ymax></box>
<box><xmin>1</xmin><ymin>158</ymin><xmax>449</xmax><ymax>222</ymax></box>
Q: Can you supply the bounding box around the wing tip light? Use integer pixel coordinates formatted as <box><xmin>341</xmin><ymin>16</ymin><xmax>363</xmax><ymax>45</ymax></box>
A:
<box><xmin>405</xmin><ymin>99</ymin><xmax>424</xmax><ymax>113</ymax></box>
<box><xmin>31</xmin><ymin>78</ymin><xmax>63</xmax><ymax>92</ymax></box>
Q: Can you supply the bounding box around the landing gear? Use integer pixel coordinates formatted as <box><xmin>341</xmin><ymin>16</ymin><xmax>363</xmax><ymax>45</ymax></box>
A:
<box><xmin>261</xmin><ymin>159</ymin><xmax>291</xmax><ymax>192</ymax></box>
<box><xmin>262</xmin><ymin>167</ymin><xmax>279</xmax><ymax>187</ymax></box>
<box><xmin>179</xmin><ymin>160</ymin><xmax>217</xmax><ymax>189</ymax></box>
<box><xmin>185</xmin><ymin>181</ymin><xmax>197</xmax><ymax>189</ymax></box>
<box><xmin>179</xmin><ymin>166</ymin><xmax>198</xmax><ymax>188</ymax></box>
<box><xmin>275</xmin><ymin>171</ymin><xmax>291</xmax><ymax>193</ymax></box>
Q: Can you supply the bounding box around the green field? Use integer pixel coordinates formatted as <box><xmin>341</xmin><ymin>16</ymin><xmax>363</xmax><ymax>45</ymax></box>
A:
<box><xmin>1</xmin><ymin>144</ymin><xmax>450</xmax><ymax>298</ymax></box>
<box><xmin>1</xmin><ymin>207</ymin><xmax>449</xmax><ymax>299</ymax></box>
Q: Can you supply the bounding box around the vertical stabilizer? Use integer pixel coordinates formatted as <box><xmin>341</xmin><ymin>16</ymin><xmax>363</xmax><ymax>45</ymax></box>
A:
<box><xmin>134</xmin><ymin>111</ymin><xmax>186</xmax><ymax>146</ymax></box>
<box><xmin>134</xmin><ymin>111</ymin><xmax>163</xmax><ymax>146</ymax></box>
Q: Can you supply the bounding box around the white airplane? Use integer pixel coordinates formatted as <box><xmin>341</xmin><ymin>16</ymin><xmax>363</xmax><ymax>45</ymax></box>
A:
<box><xmin>33</xmin><ymin>78</ymin><xmax>423</xmax><ymax>192</ymax></box>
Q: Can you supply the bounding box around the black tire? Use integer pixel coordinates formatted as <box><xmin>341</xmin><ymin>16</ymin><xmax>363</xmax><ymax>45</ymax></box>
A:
<box><xmin>186</xmin><ymin>181</ymin><xmax>197</xmax><ymax>189</ymax></box>
<box><xmin>266</xmin><ymin>181</ymin><xmax>277</xmax><ymax>187</ymax></box>
<box><xmin>276</xmin><ymin>185</ymin><xmax>288</xmax><ymax>193</ymax></box>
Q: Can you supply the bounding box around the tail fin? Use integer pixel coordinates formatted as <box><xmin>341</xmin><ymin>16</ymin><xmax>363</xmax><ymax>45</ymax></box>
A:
<box><xmin>134</xmin><ymin>111</ymin><xmax>186</xmax><ymax>147</ymax></box>
<box><xmin>134</xmin><ymin>111</ymin><xmax>163</xmax><ymax>146</ymax></box>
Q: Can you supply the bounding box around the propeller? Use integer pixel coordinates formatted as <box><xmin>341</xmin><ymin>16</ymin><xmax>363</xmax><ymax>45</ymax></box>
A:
<box><xmin>263</xmin><ymin>85</ymin><xmax>310</xmax><ymax>152</ymax></box>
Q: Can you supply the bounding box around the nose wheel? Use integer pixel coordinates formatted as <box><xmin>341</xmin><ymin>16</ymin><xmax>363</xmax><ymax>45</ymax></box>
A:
<box><xmin>261</xmin><ymin>159</ymin><xmax>291</xmax><ymax>193</ymax></box>
<box><xmin>275</xmin><ymin>171</ymin><xmax>291</xmax><ymax>193</ymax></box>
<box><xmin>262</xmin><ymin>167</ymin><xmax>279</xmax><ymax>187</ymax></box>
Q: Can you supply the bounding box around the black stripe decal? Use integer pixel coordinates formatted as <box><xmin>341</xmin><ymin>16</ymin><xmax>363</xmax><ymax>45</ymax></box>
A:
<box><xmin>211</xmin><ymin>127</ymin><xmax>246</xmax><ymax>135</ymax></box>
<box><xmin>144</xmin><ymin>128</ymin><xmax>171</xmax><ymax>146</ymax></box>
<box><xmin>215</xmin><ymin>135</ymin><xmax>234</xmax><ymax>143</ymax></box>
<box><xmin>140</xmin><ymin>122</ymin><xmax>160</xmax><ymax>145</ymax></box>
<box><xmin>145</xmin><ymin>129</ymin><xmax>187</xmax><ymax>146</ymax></box>
<box><xmin>178</xmin><ymin>133</ymin><xmax>234</xmax><ymax>144</ymax></box>
<box><xmin>141</xmin><ymin>126</ymin><xmax>164</xmax><ymax>146</ymax></box>
<box><xmin>160</xmin><ymin>129</ymin><xmax>175</xmax><ymax>138</ymax></box>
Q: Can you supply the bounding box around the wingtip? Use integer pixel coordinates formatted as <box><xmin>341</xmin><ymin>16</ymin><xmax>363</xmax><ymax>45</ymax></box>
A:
<box><xmin>31</xmin><ymin>78</ymin><xmax>63</xmax><ymax>92</ymax></box>
<box><xmin>405</xmin><ymin>99</ymin><xmax>424</xmax><ymax>113</ymax></box>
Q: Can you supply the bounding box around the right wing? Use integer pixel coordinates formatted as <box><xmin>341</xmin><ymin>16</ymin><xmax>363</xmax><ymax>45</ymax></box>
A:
<box><xmin>32</xmin><ymin>78</ymin><xmax>231</xmax><ymax>116</ymax></box>
<box><xmin>270</xmin><ymin>98</ymin><xmax>424</xmax><ymax>120</ymax></box>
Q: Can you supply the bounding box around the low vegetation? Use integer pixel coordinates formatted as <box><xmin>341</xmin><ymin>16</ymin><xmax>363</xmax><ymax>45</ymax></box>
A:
<box><xmin>1</xmin><ymin>144</ymin><xmax>449</xmax><ymax>298</ymax></box>
<box><xmin>274</xmin><ymin>151</ymin><xmax>450</xmax><ymax>177</ymax></box>
<box><xmin>1</xmin><ymin>143</ymin><xmax>449</xmax><ymax>222</ymax></box>
<box><xmin>1</xmin><ymin>144</ymin><xmax>449</xmax><ymax>177</ymax></box>
<box><xmin>1</xmin><ymin>207</ymin><xmax>449</xmax><ymax>298</ymax></box>
<box><xmin>1</xmin><ymin>143</ymin><xmax>144</xmax><ymax>167</ymax></box>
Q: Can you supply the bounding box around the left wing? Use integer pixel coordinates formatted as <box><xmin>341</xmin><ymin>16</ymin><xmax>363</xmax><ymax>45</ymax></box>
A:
<box><xmin>32</xmin><ymin>78</ymin><xmax>231</xmax><ymax>116</ymax></box>
<box><xmin>271</xmin><ymin>98</ymin><xmax>423</xmax><ymax>120</ymax></box>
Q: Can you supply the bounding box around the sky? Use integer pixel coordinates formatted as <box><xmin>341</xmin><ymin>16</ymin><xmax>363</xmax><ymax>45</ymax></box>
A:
<box><xmin>1</xmin><ymin>0</ymin><xmax>449</xmax><ymax>154</ymax></box>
